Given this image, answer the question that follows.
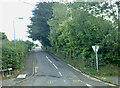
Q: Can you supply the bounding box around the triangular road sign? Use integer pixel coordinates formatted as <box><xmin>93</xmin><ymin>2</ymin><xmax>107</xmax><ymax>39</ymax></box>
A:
<box><xmin>92</xmin><ymin>45</ymin><xmax>99</xmax><ymax>53</ymax></box>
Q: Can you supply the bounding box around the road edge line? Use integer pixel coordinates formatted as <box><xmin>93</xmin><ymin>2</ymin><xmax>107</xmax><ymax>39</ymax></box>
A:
<box><xmin>67</xmin><ymin>64</ymin><xmax>118</xmax><ymax>87</ymax></box>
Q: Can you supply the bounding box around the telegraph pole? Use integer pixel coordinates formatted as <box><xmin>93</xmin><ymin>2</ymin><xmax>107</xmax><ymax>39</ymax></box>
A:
<box><xmin>13</xmin><ymin>17</ymin><xmax>24</xmax><ymax>47</ymax></box>
<box><xmin>13</xmin><ymin>20</ymin><xmax>16</xmax><ymax>46</ymax></box>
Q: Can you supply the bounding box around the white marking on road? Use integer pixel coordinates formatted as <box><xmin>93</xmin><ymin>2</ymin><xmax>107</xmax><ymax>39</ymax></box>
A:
<box><xmin>64</xmin><ymin>80</ymin><xmax>66</xmax><ymax>82</ymax></box>
<box><xmin>46</xmin><ymin>56</ymin><xmax>53</xmax><ymax>63</ymax></box>
<box><xmin>17</xmin><ymin>74</ymin><xmax>26</xmax><ymax>78</ymax></box>
<box><xmin>46</xmin><ymin>56</ymin><xmax>58</xmax><ymax>70</ymax></box>
<box><xmin>46</xmin><ymin>56</ymin><xmax>48</xmax><ymax>59</ymax></box>
<box><xmin>52</xmin><ymin>63</ymin><xmax>58</xmax><ymax>69</ymax></box>
<box><xmin>59</xmin><ymin>72</ymin><xmax>62</xmax><ymax>76</ymax></box>
<box><xmin>48</xmin><ymin>59</ymin><xmax>52</xmax><ymax>63</ymax></box>
<box><xmin>86</xmin><ymin>83</ymin><xmax>92</xmax><ymax>87</ymax></box>
<box><xmin>35</xmin><ymin>67</ymin><xmax>38</xmax><ymax>73</ymax></box>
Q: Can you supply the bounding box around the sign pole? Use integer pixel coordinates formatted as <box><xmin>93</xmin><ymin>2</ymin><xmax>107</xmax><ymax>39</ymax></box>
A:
<box><xmin>96</xmin><ymin>51</ymin><xmax>98</xmax><ymax>72</ymax></box>
<box><xmin>92</xmin><ymin>45</ymin><xmax>99</xmax><ymax>72</ymax></box>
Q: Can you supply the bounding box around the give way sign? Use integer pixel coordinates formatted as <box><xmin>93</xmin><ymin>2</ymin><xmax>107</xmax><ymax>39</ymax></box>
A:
<box><xmin>92</xmin><ymin>45</ymin><xmax>99</xmax><ymax>53</ymax></box>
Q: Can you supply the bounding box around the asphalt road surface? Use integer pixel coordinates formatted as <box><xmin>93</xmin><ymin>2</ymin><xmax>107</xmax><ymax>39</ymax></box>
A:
<box><xmin>16</xmin><ymin>48</ymin><xmax>114</xmax><ymax>87</ymax></box>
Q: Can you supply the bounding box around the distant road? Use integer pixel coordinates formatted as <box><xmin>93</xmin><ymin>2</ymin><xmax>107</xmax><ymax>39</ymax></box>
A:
<box><xmin>16</xmin><ymin>48</ymin><xmax>112</xmax><ymax>87</ymax></box>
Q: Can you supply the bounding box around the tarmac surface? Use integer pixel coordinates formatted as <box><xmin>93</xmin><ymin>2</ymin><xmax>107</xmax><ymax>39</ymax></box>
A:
<box><xmin>2</xmin><ymin>48</ymin><xmax>120</xmax><ymax>87</ymax></box>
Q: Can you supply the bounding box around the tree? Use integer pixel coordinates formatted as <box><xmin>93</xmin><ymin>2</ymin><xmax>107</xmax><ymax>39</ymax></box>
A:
<box><xmin>47</xmin><ymin>2</ymin><xmax>68</xmax><ymax>49</ymax></box>
<box><xmin>27</xmin><ymin>2</ymin><xmax>53</xmax><ymax>46</ymax></box>
<box><xmin>48</xmin><ymin>2</ymin><xmax>119</xmax><ymax>66</ymax></box>
<box><xmin>0</xmin><ymin>32</ymin><xmax>8</xmax><ymax>40</ymax></box>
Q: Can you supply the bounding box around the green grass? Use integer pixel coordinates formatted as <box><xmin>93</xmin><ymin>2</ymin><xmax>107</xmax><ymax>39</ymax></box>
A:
<box><xmin>47</xmin><ymin>48</ymin><xmax>119</xmax><ymax>76</ymax></box>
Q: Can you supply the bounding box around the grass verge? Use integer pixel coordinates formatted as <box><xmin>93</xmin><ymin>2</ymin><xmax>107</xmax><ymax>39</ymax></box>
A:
<box><xmin>46</xmin><ymin>48</ymin><xmax>119</xmax><ymax>76</ymax></box>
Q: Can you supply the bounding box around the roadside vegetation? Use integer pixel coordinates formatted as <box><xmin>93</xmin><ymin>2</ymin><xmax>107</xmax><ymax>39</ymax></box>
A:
<box><xmin>0</xmin><ymin>32</ymin><xmax>34</xmax><ymax>77</ymax></box>
<box><xmin>28</xmin><ymin>1</ymin><xmax>119</xmax><ymax>76</ymax></box>
<box><xmin>45</xmin><ymin>47</ymin><xmax>118</xmax><ymax>76</ymax></box>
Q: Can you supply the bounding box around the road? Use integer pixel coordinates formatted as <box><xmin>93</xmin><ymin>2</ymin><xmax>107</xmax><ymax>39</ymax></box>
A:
<box><xmin>16</xmin><ymin>48</ymin><xmax>113</xmax><ymax>87</ymax></box>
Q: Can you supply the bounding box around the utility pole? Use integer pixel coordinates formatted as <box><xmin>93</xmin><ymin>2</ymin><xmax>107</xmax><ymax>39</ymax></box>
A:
<box><xmin>13</xmin><ymin>17</ymin><xmax>24</xmax><ymax>47</ymax></box>
<box><xmin>13</xmin><ymin>20</ymin><xmax>16</xmax><ymax>46</ymax></box>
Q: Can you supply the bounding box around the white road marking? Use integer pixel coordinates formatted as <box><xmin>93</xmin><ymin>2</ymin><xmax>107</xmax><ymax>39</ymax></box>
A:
<box><xmin>17</xmin><ymin>74</ymin><xmax>26</xmax><ymax>78</ymax></box>
<box><xmin>52</xmin><ymin>63</ymin><xmax>58</xmax><ymax>69</ymax></box>
<box><xmin>64</xmin><ymin>80</ymin><xmax>66</xmax><ymax>82</ymax></box>
<box><xmin>86</xmin><ymin>84</ymin><xmax>92</xmax><ymax>88</ymax></box>
<box><xmin>46</xmin><ymin>56</ymin><xmax>48</xmax><ymax>59</ymax></box>
<box><xmin>48</xmin><ymin>59</ymin><xmax>52</xmax><ymax>63</ymax></box>
<box><xmin>46</xmin><ymin>56</ymin><xmax>52</xmax><ymax>63</ymax></box>
<box><xmin>86</xmin><ymin>83</ymin><xmax>92</xmax><ymax>86</ymax></box>
<box><xmin>59</xmin><ymin>72</ymin><xmax>62</xmax><ymax>76</ymax></box>
<box><xmin>35</xmin><ymin>67</ymin><xmax>38</xmax><ymax>73</ymax></box>
<box><xmin>46</xmin><ymin>56</ymin><xmax>58</xmax><ymax>69</ymax></box>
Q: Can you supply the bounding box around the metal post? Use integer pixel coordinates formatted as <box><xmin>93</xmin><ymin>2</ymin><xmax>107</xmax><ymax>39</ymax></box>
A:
<box><xmin>96</xmin><ymin>52</ymin><xmax>98</xmax><ymax>72</ymax></box>
<box><xmin>13</xmin><ymin>20</ymin><xmax>16</xmax><ymax>47</ymax></box>
<box><xmin>92</xmin><ymin>45</ymin><xmax>99</xmax><ymax>72</ymax></box>
<box><xmin>13</xmin><ymin>17</ymin><xmax>23</xmax><ymax>47</ymax></box>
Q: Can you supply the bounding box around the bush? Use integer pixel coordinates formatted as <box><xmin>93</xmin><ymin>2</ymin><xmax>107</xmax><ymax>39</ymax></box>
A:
<box><xmin>2</xmin><ymin>38</ymin><xmax>34</xmax><ymax>70</ymax></box>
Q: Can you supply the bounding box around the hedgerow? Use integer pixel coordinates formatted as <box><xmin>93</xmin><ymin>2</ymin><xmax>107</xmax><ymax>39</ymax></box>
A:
<box><xmin>1</xmin><ymin>32</ymin><xmax>34</xmax><ymax>70</ymax></box>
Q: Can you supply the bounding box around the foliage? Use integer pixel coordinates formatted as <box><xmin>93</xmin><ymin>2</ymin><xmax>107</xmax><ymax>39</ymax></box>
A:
<box><xmin>0</xmin><ymin>32</ymin><xmax>8</xmax><ymax>40</ymax></box>
<box><xmin>27</xmin><ymin>2</ymin><xmax>53</xmax><ymax>46</ymax></box>
<box><xmin>25</xmin><ymin>40</ymin><xmax>34</xmax><ymax>51</ymax></box>
<box><xmin>2</xmin><ymin>33</ymin><xmax>34</xmax><ymax>70</ymax></box>
<box><xmin>47</xmin><ymin>2</ymin><xmax>68</xmax><ymax>48</ymax></box>
<box><xmin>47</xmin><ymin>2</ymin><xmax>119</xmax><ymax>67</ymax></box>
<box><xmin>28</xmin><ymin>1</ymin><xmax>119</xmax><ymax>70</ymax></box>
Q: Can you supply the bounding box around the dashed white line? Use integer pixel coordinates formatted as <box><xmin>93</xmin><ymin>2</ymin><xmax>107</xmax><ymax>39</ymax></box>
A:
<box><xmin>86</xmin><ymin>83</ymin><xmax>92</xmax><ymax>87</ymax></box>
<box><xmin>46</xmin><ymin>56</ymin><xmax>48</xmax><ymax>59</ymax></box>
<box><xmin>48</xmin><ymin>59</ymin><xmax>52</xmax><ymax>63</ymax></box>
<box><xmin>46</xmin><ymin>56</ymin><xmax>52</xmax><ymax>63</ymax></box>
<box><xmin>52</xmin><ymin>63</ymin><xmax>58</xmax><ymax>69</ymax></box>
<box><xmin>46</xmin><ymin>56</ymin><xmax>58</xmax><ymax>69</ymax></box>
<box><xmin>59</xmin><ymin>72</ymin><xmax>62</xmax><ymax>76</ymax></box>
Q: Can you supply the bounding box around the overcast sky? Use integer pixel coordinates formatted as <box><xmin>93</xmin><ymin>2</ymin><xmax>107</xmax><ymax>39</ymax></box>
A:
<box><xmin>0</xmin><ymin>0</ymin><xmax>74</xmax><ymax>46</ymax></box>
<box><xmin>0</xmin><ymin>0</ymin><xmax>117</xmax><ymax>46</ymax></box>
<box><xmin>0</xmin><ymin>0</ymin><xmax>42</xmax><ymax>45</ymax></box>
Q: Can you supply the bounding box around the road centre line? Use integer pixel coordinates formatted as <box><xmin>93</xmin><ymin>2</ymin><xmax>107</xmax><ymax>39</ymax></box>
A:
<box><xmin>46</xmin><ymin>56</ymin><xmax>62</xmax><ymax>77</ymax></box>
<box><xmin>52</xmin><ymin>63</ymin><xmax>58</xmax><ymax>69</ymax></box>
<box><xmin>46</xmin><ymin>56</ymin><xmax>58</xmax><ymax>69</ymax></box>
<box><xmin>46</xmin><ymin>56</ymin><xmax>48</xmax><ymax>59</ymax></box>
<box><xmin>59</xmin><ymin>72</ymin><xmax>62</xmax><ymax>76</ymax></box>
<box><xmin>46</xmin><ymin>56</ymin><xmax>52</xmax><ymax>63</ymax></box>
<box><xmin>48</xmin><ymin>59</ymin><xmax>52</xmax><ymax>63</ymax></box>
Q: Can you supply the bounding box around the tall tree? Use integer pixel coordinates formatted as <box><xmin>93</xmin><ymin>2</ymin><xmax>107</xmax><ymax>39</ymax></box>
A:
<box><xmin>48</xmin><ymin>2</ymin><xmax>119</xmax><ymax>66</ymax></box>
<box><xmin>27</xmin><ymin>2</ymin><xmax>53</xmax><ymax>46</ymax></box>
<box><xmin>47</xmin><ymin>2</ymin><xmax>68</xmax><ymax>48</ymax></box>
